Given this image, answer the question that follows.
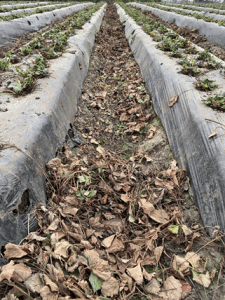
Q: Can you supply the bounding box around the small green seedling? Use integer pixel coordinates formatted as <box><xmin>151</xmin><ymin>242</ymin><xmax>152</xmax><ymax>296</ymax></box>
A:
<box><xmin>198</xmin><ymin>78</ymin><xmax>216</xmax><ymax>91</ymax></box>
<box><xmin>205</xmin><ymin>92</ymin><xmax>225</xmax><ymax>110</ymax></box>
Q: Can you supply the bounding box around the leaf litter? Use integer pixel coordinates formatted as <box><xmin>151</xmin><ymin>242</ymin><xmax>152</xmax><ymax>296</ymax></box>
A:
<box><xmin>0</xmin><ymin>5</ymin><xmax>225</xmax><ymax>300</ymax></box>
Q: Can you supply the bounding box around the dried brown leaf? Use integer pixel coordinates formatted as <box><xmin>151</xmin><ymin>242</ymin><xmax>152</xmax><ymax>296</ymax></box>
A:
<box><xmin>46</xmin><ymin>158</ymin><xmax>61</xmax><ymax>170</ymax></box>
<box><xmin>2</xmin><ymin>294</ymin><xmax>19</xmax><ymax>300</ymax></box>
<box><xmin>12</xmin><ymin>263</ymin><xmax>32</xmax><ymax>282</ymax></box>
<box><xmin>143</xmin><ymin>269</ymin><xmax>156</xmax><ymax>281</ymax></box>
<box><xmin>162</xmin><ymin>276</ymin><xmax>182</xmax><ymax>300</ymax></box>
<box><xmin>5</xmin><ymin>243</ymin><xmax>27</xmax><ymax>259</ymax></box>
<box><xmin>139</xmin><ymin>198</ymin><xmax>154</xmax><ymax>215</ymax></box>
<box><xmin>185</xmin><ymin>252</ymin><xmax>200</xmax><ymax>269</ymax></box>
<box><xmin>144</xmin><ymin>278</ymin><xmax>160</xmax><ymax>295</ymax></box>
<box><xmin>150</xmin><ymin>209</ymin><xmax>169</xmax><ymax>224</ymax></box>
<box><xmin>169</xmin><ymin>95</ymin><xmax>179</xmax><ymax>107</ymax></box>
<box><xmin>127</xmin><ymin>264</ymin><xmax>143</xmax><ymax>285</ymax></box>
<box><xmin>43</xmin><ymin>274</ymin><xmax>59</xmax><ymax>292</ymax></box>
<box><xmin>121</xmin><ymin>193</ymin><xmax>133</xmax><ymax>203</ymax></box>
<box><xmin>25</xmin><ymin>273</ymin><xmax>45</xmax><ymax>293</ymax></box>
<box><xmin>192</xmin><ymin>271</ymin><xmax>211</xmax><ymax>288</ymax></box>
<box><xmin>45</xmin><ymin>218</ymin><xmax>60</xmax><ymax>232</ymax></box>
<box><xmin>102</xmin><ymin>235</ymin><xmax>115</xmax><ymax>248</ymax></box>
<box><xmin>120</xmin><ymin>272</ymin><xmax>133</xmax><ymax>291</ymax></box>
<box><xmin>54</xmin><ymin>241</ymin><xmax>70</xmax><ymax>259</ymax></box>
<box><xmin>101</xmin><ymin>277</ymin><xmax>119</xmax><ymax>297</ymax></box>
<box><xmin>171</xmin><ymin>255</ymin><xmax>190</xmax><ymax>279</ymax></box>
<box><xmin>0</xmin><ymin>261</ymin><xmax>14</xmax><ymax>282</ymax></box>
<box><xmin>40</xmin><ymin>286</ymin><xmax>58</xmax><ymax>300</ymax></box>
<box><xmin>26</xmin><ymin>232</ymin><xmax>47</xmax><ymax>242</ymax></box>
<box><xmin>107</xmin><ymin>238</ymin><xmax>125</xmax><ymax>253</ymax></box>
<box><xmin>209</xmin><ymin>129</ymin><xmax>218</xmax><ymax>138</ymax></box>
<box><xmin>154</xmin><ymin>246</ymin><xmax>163</xmax><ymax>264</ymax></box>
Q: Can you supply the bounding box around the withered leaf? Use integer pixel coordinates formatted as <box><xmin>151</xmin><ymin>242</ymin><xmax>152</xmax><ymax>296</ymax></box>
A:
<box><xmin>42</xmin><ymin>274</ymin><xmax>59</xmax><ymax>292</ymax></box>
<box><xmin>169</xmin><ymin>95</ymin><xmax>179</xmax><ymax>107</ymax></box>
<box><xmin>45</xmin><ymin>218</ymin><xmax>59</xmax><ymax>232</ymax></box>
<box><xmin>12</xmin><ymin>263</ymin><xmax>32</xmax><ymax>282</ymax></box>
<box><xmin>25</xmin><ymin>273</ymin><xmax>45</xmax><ymax>293</ymax></box>
<box><xmin>5</xmin><ymin>243</ymin><xmax>27</xmax><ymax>259</ymax></box>
<box><xmin>162</xmin><ymin>276</ymin><xmax>182</xmax><ymax>300</ymax></box>
<box><xmin>0</xmin><ymin>261</ymin><xmax>14</xmax><ymax>282</ymax></box>
<box><xmin>154</xmin><ymin>246</ymin><xmax>163</xmax><ymax>263</ymax></box>
<box><xmin>46</xmin><ymin>158</ymin><xmax>61</xmax><ymax>170</ymax></box>
<box><xmin>101</xmin><ymin>277</ymin><xmax>119</xmax><ymax>297</ymax></box>
<box><xmin>143</xmin><ymin>269</ymin><xmax>156</xmax><ymax>281</ymax></box>
<box><xmin>2</xmin><ymin>295</ymin><xmax>19</xmax><ymax>300</ymax></box>
<box><xmin>155</xmin><ymin>178</ymin><xmax>174</xmax><ymax>190</ymax></box>
<box><xmin>139</xmin><ymin>198</ymin><xmax>154</xmax><ymax>215</ymax></box>
<box><xmin>121</xmin><ymin>193</ymin><xmax>133</xmax><ymax>203</ymax></box>
<box><xmin>40</xmin><ymin>286</ymin><xmax>58</xmax><ymax>300</ymax></box>
<box><xmin>26</xmin><ymin>232</ymin><xmax>47</xmax><ymax>242</ymax></box>
<box><xmin>208</xmin><ymin>129</ymin><xmax>218</xmax><ymax>138</ymax></box>
<box><xmin>144</xmin><ymin>278</ymin><xmax>160</xmax><ymax>295</ymax></box>
<box><xmin>54</xmin><ymin>241</ymin><xmax>70</xmax><ymax>259</ymax></box>
<box><xmin>102</xmin><ymin>235</ymin><xmax>115</xmax><ymax>248</ymax></box>
<box><xmin>171</xmin><ymin>255</ymin><xmax>190</xmax><ymax>279</ymax></box>
<box><xmin>150</xmin><ymin>209</ymin><xmax>169</xmax><ymax>224</ymax></box>
<box><xmin>107</xmin><ymin>238</ymin><xmax>125</xmax><ymax>253</ymax></box>
<box><xmin>127</xmin><ymin>264</ymin><xmax>143</xmax><ymax>285</ymax></box>
<box><xmin>185</xmin><ymin>252</ymin><xmax>200</xmax><ymax>269</ymax></box>
<box><xmin>192</xmin><ymin>271</ymin><xmax>211</xmax><ymax>288</ymax></box>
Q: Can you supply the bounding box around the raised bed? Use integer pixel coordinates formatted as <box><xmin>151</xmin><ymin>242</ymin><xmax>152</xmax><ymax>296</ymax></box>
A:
<box><xmin>1</xmin><ymin>2</ymin><xmax>49</xmax><ymax>9</ymax></box>
<box><xmin>160</xmin><ymin>2</ymin><xmax>225</xmax><ymax>14</ymax></box>
<box><xmin>0</xmin><ymin>2</ymin><xmax>93</xmax><ymax>48</ymax></box>
<box><xmin>0</xmin><ymin>3</ymin><xmax>69</xmax><ymax>18</ymax></box>
<box><xmin>157</xmin><ymin>3</ymin><xmax>225</xmax><ymax>21</ymax></box>
<box><xmin>116</xmin><ymin>3</ymin><xmax>225</xmax><ymax>237</ymax></box>
<box><xmin>129</xmin><ymin>2</ymin><xmax>225</xmax><ymax>50</ymax></box>
<box><xmin>0</xmin><ymin>2</ymin><xmax>106</xmax><ymax>265</ymax></box>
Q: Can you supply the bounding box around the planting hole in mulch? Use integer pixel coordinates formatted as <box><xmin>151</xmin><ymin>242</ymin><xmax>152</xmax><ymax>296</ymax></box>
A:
<box><xmin>0</xmin><ymin>5</ymin><xmax>225</xmax><ymax>300</ymax></box>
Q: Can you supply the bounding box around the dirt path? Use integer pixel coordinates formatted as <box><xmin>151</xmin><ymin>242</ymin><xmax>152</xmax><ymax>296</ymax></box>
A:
<box><xmin>0</xmin><ymin>5</ymin><xmax>225</xmax><ymax>300</ymax></box>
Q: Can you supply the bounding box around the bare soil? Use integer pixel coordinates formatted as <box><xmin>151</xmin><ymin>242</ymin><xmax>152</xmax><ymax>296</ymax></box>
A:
<box><xmin>0</xmin><ymin>5</ymin><xmax>225</xmax><ymax>300</ymax></box>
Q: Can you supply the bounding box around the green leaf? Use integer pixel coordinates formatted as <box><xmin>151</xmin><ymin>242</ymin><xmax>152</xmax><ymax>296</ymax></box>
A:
<box><xmin>89</xmin><ymin>272</ymin><xmax>103</xmax><ymax>293</ymax></box>
<box><xmin>168</xmin><ymin>225</ymin><xmax>179</xmax><ymax>235</ymax></box>
<box><xmin>181</xmin><ymin>225</ymin><xmax>188</xmax><ymax>233</ymax></box>
<box><xmin>8</xmin><ymin>82</ymin><xmax>22</xmax><ymax>93</ymax></box>
<box><xmin>129</xmin><ymin>215</ymin><xmax>135</xmax><ymax>223</ymax></box>
<box><xmin>87</xmin><ymin>189</ymin><xmax>97</xmax><ymax>198</ymax></box>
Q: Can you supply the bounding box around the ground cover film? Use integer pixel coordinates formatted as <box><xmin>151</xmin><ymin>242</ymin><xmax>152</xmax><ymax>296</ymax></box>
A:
<box><xmin>0</xmin><ymin>2</ymin><xmax>225</xmax><ymax>300</ymax></box>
